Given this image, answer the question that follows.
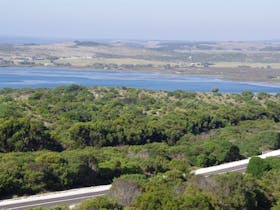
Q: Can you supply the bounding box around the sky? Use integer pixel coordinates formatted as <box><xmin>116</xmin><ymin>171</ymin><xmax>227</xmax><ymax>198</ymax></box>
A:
<box><xmin>0</xmin><ymin>0</ymin><xmax>279</xmax><ymax>41</ymax></box>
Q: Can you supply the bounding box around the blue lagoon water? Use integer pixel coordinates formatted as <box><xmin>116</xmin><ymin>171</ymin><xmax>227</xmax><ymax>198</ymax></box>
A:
<box><xmin>0</xmin><ymin>67</ymin><xmax>280</xmax><ymax>93</ymax></box>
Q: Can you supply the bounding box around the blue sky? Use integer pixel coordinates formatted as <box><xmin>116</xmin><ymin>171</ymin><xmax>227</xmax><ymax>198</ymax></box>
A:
<box><xmin>0</xmin><ymin>0</ymin><xmax>279</xmax><ymax>41</ymax></box>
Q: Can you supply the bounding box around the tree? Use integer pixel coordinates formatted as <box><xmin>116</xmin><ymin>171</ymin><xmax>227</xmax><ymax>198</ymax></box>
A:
<box><xmin>0</xmin><ymin>118</ymin><xmax>60</xmax><ymax>152</ymax></box>
<box><xmin>132</xmin><ymin>190</ymin><xmax>181</xmax><ymax>210</ymax></box>
<box><xmin>182</xmin><ymin>184</ymin><xmax>217</xmax><ymax>210</ymax></box>
<box><xmin>109</xmin><ymin>178</ymin><xmax>142</xmax><ymax>206</ymax></box>
<box><xmin>247</xmin><ymin>157</ymin><xmax>271</xmax><ymax>178</ymax></box>
<box><xmin>190</xmin><ymin>173</ymin><xmax>272</xmax><ymax>209</ymax></box>
<box><xmin>74</xmin><ymin>196</ymin><xmax>122</xmax><ymax>210</ymax></box>
<box><xmin>34</xmin><ymin>152</ymin><xmax>71</xmax><ymax>190</ymax></box>
<box><xmin>191</xmin><ymin>139</ymin><xmax>242</xmax><ymax>167</ymax></box>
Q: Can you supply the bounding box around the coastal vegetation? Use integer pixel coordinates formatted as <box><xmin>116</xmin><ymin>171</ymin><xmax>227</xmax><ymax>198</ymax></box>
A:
<box><xmin>1</xmin><ymin>85</ymin><xmax>280</xmax><ymax>209</ymax></box>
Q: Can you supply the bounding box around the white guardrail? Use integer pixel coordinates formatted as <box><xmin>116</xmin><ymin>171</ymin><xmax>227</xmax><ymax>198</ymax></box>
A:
<box><xmin>0</xmin><ymin>184</ymin><xmax>112</xmax><ymax>207</ymax></box>
<box><xmin>193</xmin><ymin>149</ymin><xmax>280</xmax><ymax>175</ymax></box>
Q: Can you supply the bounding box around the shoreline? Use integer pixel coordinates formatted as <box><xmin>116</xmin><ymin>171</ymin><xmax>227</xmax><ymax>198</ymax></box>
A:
<box><xmin>1</xmin><ymin>65</ymin><xmax>280</xmax><ymax>88</ymax></box>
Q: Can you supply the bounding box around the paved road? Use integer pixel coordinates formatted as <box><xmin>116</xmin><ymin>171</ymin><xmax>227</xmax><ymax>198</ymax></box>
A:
<box><xmin>199</xmin><ymin>164</ymin><xmax>248</xmax><ymax>176</ymax></box>
<box><xmin>0</xmin><ymin>185</ymin><xmax>111</xmax><ymax>210</ymax></box>
<box><xmin>193</xmin><ymin>149</ymin><xmax>280</xmax><ymax>176</ymax></box>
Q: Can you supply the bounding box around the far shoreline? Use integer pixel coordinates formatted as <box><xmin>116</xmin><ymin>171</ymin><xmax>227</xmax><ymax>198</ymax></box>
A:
<box><xmin>1</xmin><ymin>65</ymin><xmax>280</xmax><ymax>88</ymax></box>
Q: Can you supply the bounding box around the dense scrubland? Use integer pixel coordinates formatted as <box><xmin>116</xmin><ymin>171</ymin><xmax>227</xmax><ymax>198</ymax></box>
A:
<box><xmin>1</xmin><ymin>85</ymin><xmax>280</xmax><ymax>209</ymax></box>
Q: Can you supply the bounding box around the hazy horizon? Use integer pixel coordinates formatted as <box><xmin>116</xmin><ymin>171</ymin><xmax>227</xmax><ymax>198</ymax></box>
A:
<box><xmin>0</xmin><ymin>0</ymin><xmax>279</xmax><ymax>41</ymax></box>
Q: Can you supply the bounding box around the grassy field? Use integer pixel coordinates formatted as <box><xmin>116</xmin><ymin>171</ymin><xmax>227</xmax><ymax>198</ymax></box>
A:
<box><xmin>55</xmin><ymin>57</ymin><xmax>170</xmax><ymax>66</ymax></box>
<box><xmin>213</xmin><ymin>62</ymin><xmax>280</xmax><ymax>69</ymax></box>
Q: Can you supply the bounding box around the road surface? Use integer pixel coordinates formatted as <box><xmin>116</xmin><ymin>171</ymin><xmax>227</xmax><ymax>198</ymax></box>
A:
<box><xmin>0</xmin><ymin>185</ymin><xmax>111</xmax><ymax>210</ymax></box>
<box><xmin>192</xmin><ymin>149</ymin><xmax>280</xmax><ymax>176</ymax></box>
